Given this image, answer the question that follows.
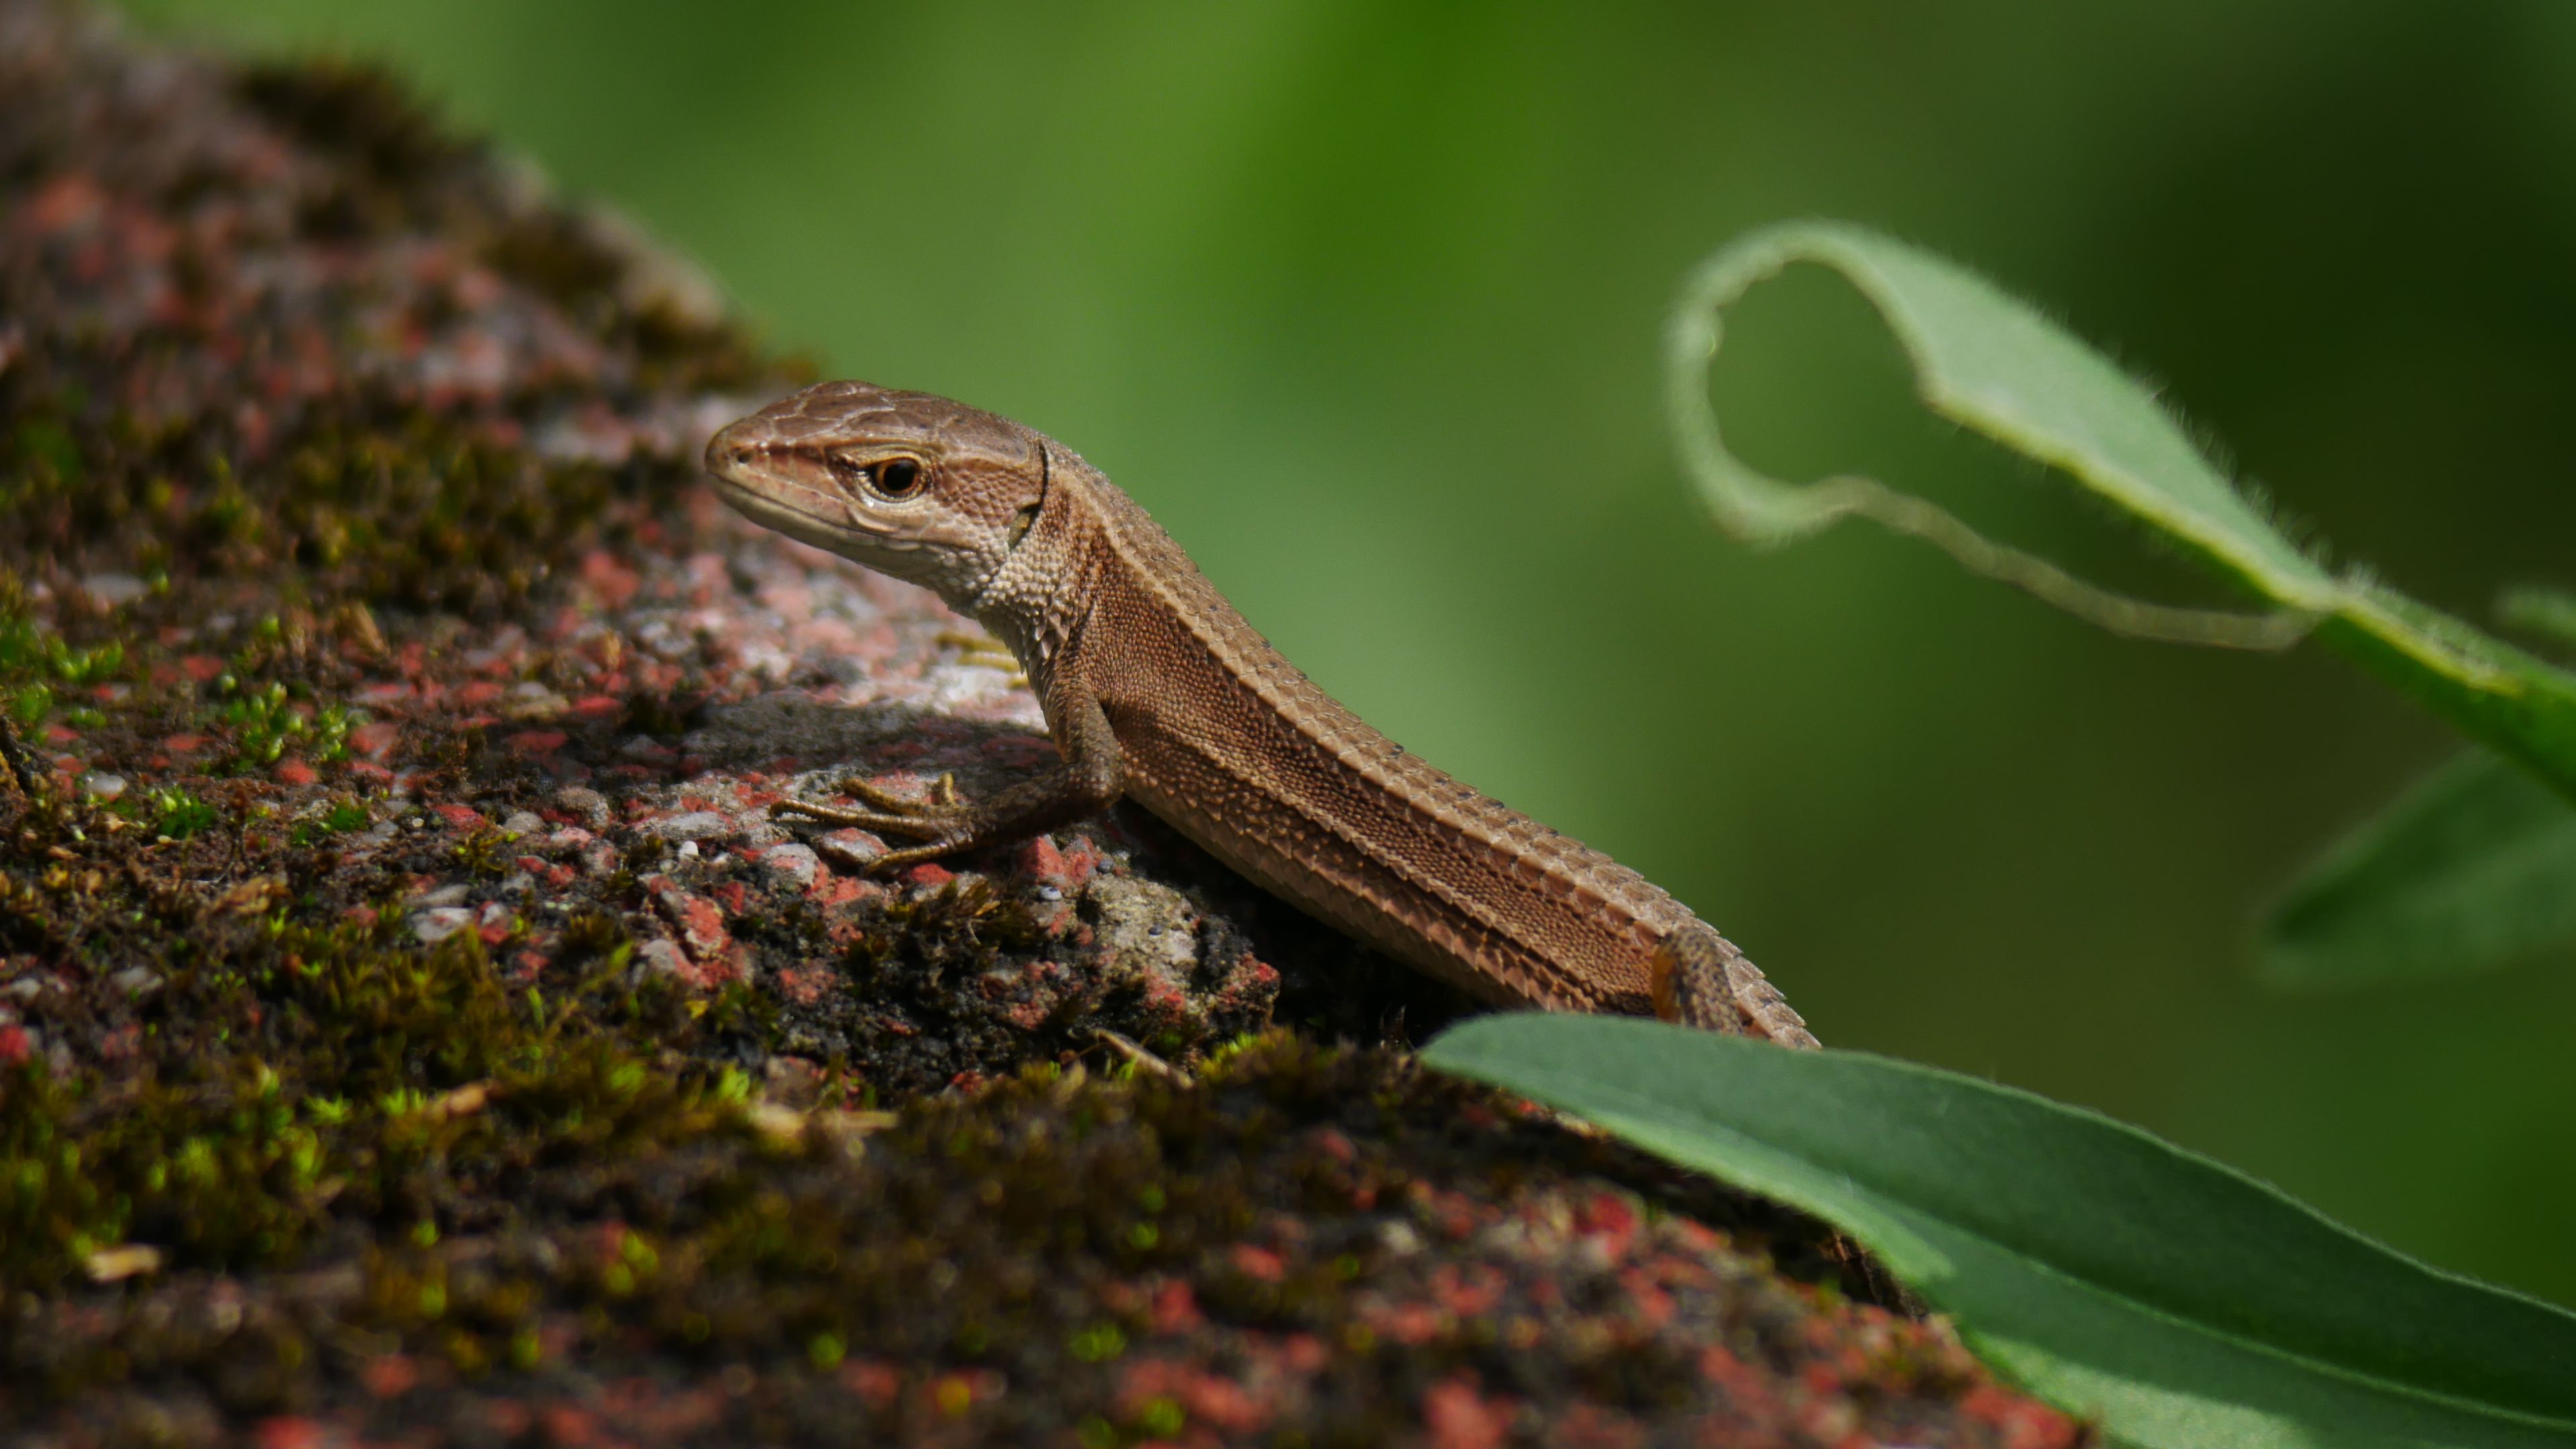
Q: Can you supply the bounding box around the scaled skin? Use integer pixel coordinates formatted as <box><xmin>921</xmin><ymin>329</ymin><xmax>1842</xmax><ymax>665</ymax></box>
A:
<box><xmin>705</xmin><ymin>381</ymin><xmax>1815</xmax><ymax>1046</ymax></box>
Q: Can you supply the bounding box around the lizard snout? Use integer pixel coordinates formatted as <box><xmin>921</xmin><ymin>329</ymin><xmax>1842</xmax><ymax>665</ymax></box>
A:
<box><xmin>703</xmin><ymin>422</ymin><xmax>761</xmax><ymax>477</ymax></box>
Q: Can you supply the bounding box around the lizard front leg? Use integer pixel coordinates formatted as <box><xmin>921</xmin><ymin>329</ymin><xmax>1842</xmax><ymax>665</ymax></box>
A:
<box><xmin>1649</xmin><ymin>922</ymin><xmax>1820</xmax><ymax>1049</ymax></box>
<box><xmin>776</xmin><ymin>690</ymin><xmax>1124</xmax><ymax>872</ymax></box>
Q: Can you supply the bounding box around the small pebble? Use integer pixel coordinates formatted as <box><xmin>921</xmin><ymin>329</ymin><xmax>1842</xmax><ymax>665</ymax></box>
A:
<box><xmin>78</xmin><ymin>573</ymin><xmax>149</xmax><ymax>607</ymax></box>
<box><xmin>109</xmin><ymin>967</ymin><xmax>164</xmax><ymax>997</ymax></box>
<box><xmin>646</xmin><ymin>810</ymin><xmax>734</xmax><ymax>842</ymax></box>
<box><xmin>499</xmin><ymin>811</ymin><xmax>544</xmax><ymax>836</ymax></box>
<box><xmin>813</xmin><ymin>830</ymin><xmax>886</xmax><ymax>870</ymax></box>
<box><xmin>552</xmin><ymin>785</ymin><xmax>613</xmax><ymax>829</ymax></box>
<box><xmin>414</xmin><ymin>883</ymin><xmax>470</xmax><ymax>908</ymax></box>
<box><xmin>758</xmin><ymin>842</ymin><xmax>821</xmax><ymax>889</ymax></box>
<box><xmin>808</xmin><ymin>652</ymin><xmax>871</xmax><ymax>686</ymax></box>
<box><xmin>678</xmin><ymin>840</ymin><xmax>701</xmax><ymax>859</ymax></box>
<box><xmin>80</xmin><ymin>772</ymin><xmax>126</xmax><ymax>801</ymax></box>
<box><xmin>412</xmin><ymin>907</ymin><xmax>475</xmax><ymax>944</ymax></box>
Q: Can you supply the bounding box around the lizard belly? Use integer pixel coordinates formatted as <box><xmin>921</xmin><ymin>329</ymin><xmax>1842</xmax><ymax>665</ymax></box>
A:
<box><xmin>1119</xmin><ymin>770</ymin><xmax>1539</xmax><ymax>1005</ymax></box>
<box><xmin>1108</xmin><ymin>704</ymin><xmax>1674</xmax><ymax>1017</ymax></box>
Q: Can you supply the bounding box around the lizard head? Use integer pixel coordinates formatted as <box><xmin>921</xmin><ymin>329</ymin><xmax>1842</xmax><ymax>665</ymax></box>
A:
<box><xmin>704</xmin><ymin>380</ymin><xmax>1050</xmax><ymax>609</ymax></box>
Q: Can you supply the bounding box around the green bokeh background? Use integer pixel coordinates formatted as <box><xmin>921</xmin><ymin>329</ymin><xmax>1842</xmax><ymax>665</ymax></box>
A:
<box><xmin>122</xmin><ymin>1</ymin><xmax>2576</xmax><ymax>1305</ymax></box>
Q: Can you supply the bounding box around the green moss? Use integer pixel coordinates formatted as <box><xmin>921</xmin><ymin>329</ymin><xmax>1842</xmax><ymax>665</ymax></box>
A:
<box><xmin>449</xmin><ymin>824</ymin><xmax>517</xmax><ymax>877</ymax></box>
<box><xmin>699</xmin><ymin>979</ymin><xmax>783</xmax><ymax>1054</ymax></box>
<box><xmin>287</xmin><ymin>797</ymin><xmax>372</xmax><ymax>846</ymax></box>
<box><xmin>1134</xmin><ymin>1396</ymin><xmax>1186</xmax><ymax>1438</ymax></box>
<box><xmin>5</xmin><ymin>683</ymin><xmax>46</xmax><ymax>728</ymax></box>
<box><xmin>3</xmin><ymin>342</ymin><xmax>649</xmax><ymax>620</ymax></box>
<box><xmin>203</xmin><ymin>677</ymin><xmax>359</xmax><ymax>774</ymax></box>
<box><xmin>0</xmin><ymin>601</ymin><xmax>146</xmax><ymax>754</ymax></box>
<box><xmin>0</xmin><ymin>611</ymin><xmax>128</xmax><ymax>695</ymax></box>
<box><xmin>842</xmin><ymin>877</ymin><xmax>1049</xmax><ymax>991</ymax></box>
<box><xmin>0</xmin><ymin>891</ymin><xmax>740</xmax><ymax>1299</ymax></box>
<box><xmin>138</xmin><ymin>785</ymin><xmax>220</xmax><ymax>840</ymax></box>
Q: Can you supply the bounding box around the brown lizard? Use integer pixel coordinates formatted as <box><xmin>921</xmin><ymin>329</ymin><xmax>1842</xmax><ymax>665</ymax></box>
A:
<box><xmin>704</xmin><ymin>381</ymin><xmax>1816</xmax><ymax>1046</ymax></box>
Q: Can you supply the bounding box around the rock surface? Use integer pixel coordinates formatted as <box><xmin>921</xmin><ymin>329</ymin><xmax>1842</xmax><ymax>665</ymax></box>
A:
<box><xmin>0</xmin><ymin>3</ymin><xmax>2085</xmax><ymax>1444</ymax></box>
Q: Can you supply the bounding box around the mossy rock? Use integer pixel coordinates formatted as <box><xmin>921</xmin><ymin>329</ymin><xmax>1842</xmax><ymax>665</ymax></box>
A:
<box><xmin>0</xmin><ymin>4</ymin><xmax>2081</xmax><ymax>1444</ymax></box>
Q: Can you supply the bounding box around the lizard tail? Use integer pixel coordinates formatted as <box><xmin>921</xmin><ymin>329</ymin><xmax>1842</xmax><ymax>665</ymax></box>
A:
<box><xmin>1649</xmin><ymin>923</ymin><xmax>1820</xmax><ymax>1050</ymax></box>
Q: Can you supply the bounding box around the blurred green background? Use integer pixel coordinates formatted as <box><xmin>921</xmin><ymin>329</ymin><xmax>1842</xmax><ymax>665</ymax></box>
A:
<box><xmin>123</xmin><ymin>1</ymin><xmax>2576</xmax><ymax>1304</ymax></box>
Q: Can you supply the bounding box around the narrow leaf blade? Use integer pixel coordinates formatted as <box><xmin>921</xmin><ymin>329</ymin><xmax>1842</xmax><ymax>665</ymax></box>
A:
<box><xmin>2261</xmin><ymin>749</ymin><xmax>2576</xmax><ymax>989</ymax></box>
<box><xmin>1424</xmin><ymin>1015</ymin><xmax>2576</xmax><ymax>1449</ymax></box>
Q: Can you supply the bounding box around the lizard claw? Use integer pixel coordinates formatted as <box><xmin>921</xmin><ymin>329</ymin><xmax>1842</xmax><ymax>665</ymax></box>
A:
<box><xmin>817</xmin><ymin>772</ymin><xmax>956</xmax><ymax>814</ymax></box>
<box><xmin>772</xmin><ymin>772</ymin><xmax>974</xmax><ymax>872</ymax></box>
<box><xmin>859</xmin><ymin>840</ymin><xmax>972</xmax><ymax>872</ymax></box>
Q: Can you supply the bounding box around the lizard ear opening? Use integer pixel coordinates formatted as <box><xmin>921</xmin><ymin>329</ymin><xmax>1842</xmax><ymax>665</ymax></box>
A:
<box><xmin>1005</xmin><ymin>503</ymin><xmax>1041</xmax><ymax>550</ymax></box>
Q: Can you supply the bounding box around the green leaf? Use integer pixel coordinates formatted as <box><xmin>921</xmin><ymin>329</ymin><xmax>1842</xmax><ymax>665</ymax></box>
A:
<box><xmin>2262</xmin><ymin>750</ymin><xmax>2576</xmax><ymax>989</ymax></box>
<box><xmin>1424</xmin><ymin>1015</ymin><xmax>2576</xmax><ymax>1449</ymax></box>
<box><xmin>1666</xmin><ymin>221</ymin><xmax>2576</xmax><ymax>799</ymax></box>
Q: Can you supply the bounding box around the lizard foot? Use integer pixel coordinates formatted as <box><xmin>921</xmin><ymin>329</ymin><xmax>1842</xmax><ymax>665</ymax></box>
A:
<box><xmin>1649</xmin><ymin>924</ymin><xmax>1820</xmax><ymax>1049</ymax></box>
<box><xmin>773</xmin><ymin>773</ymin><xmax>974</xmax><ymax>872</ymax></box>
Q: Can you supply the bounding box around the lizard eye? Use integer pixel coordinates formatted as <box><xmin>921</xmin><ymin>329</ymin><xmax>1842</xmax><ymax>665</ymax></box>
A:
<box><xmin>872</xmin><ymin>456</ymin><xmax>926</xmax><ymax>500</ymax></box>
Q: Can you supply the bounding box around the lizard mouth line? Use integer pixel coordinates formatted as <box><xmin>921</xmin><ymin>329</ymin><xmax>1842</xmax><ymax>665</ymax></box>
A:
<box><xmin>706</xmin><ymin>468</ymin><xmax>922</xmax><ymax>559</ymax></box>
